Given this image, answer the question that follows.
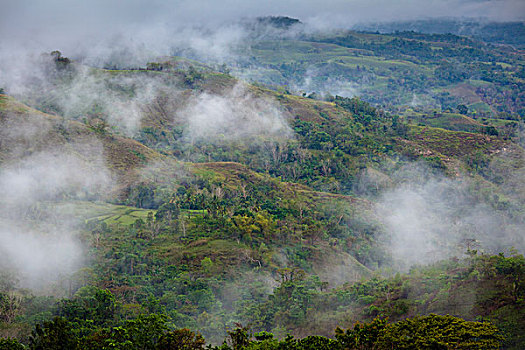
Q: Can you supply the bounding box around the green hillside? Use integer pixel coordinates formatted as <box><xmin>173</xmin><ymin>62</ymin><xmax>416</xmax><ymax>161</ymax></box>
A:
<box><xmin>224</xmin><ymin>29</ymin><xmax>525</xmax><ymax>119</ymax></box>
<box><xmin>0</xmin><ymin>27</ymin><xmax>524</xmax><ymax>349</ymax></box>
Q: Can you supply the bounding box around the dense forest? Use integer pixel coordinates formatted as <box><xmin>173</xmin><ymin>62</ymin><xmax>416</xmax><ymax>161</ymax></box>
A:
<box><xmin>0</xmin><ymin>12</ymin><xmax>524</xmax><ymax>350</ymax></box>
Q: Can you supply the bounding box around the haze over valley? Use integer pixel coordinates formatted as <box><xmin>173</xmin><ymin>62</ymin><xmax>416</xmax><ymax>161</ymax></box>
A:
<box><xmin>0</xmin><ymin>1</ymin><xmax>524</xmax><ymax>349</ymax></box>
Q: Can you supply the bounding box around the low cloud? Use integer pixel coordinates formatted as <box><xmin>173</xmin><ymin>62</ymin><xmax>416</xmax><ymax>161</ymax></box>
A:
<box><xmin>374</xmin><ymin>164</ymin><xmax>524</xmax><ymax>270</ymax></box>
<box><xmin>2</xmin><ymin>1</ymin><xmax>523</xmax><ymax>73</ymax></box>
<box><xmin>54</xmin><ymin>68</ymin><xmax>165</xmax><ymax>135</ymax></box>
<box><xmin>0</xmin><ymin>141</ymin><xmax>112</xmax><ymax>290</ymax></box>
<box><xmin>179</xmin><ymin>83</ymin><xmax>293</xmax><ymax>143</ymax></box>
<box><xmin>1</xmin><ymin>55</ymin><xmax>174</xmax><ymax>136</ymax></box>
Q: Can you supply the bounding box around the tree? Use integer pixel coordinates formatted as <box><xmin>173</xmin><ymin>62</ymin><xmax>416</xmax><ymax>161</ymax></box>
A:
<box><xmin>334</xmin><ymin>315</ymin><xmax>503</xmax><ymax>350</ymax></box>
<box><xmin>495</xmin><ymin>253</ymin><xmax>525</xmax><ymax>303</ymax></box>
<box><xmin>335</xmin><ymin>317</ymin><xmax>387</xmax><ymax>350</ymax></box>
<box><xmin>29</xmin><ymin>317</ymin><xmax>78</xmax><ymax>350</ymax></box>
<box><xmin>0</xmin><ymin>338</ymin><xmax>25</xmax><ymax>350</ymax></box>
<box><xmin>103</xmin><ymin>314</ymin><xmax>168</xmax><ymax>350</ymax></box>
<box><xmin>0</xmin><ymin>293</ymin><xmax>21</xmax><ymax>324</ymax></box>
<box><xmin>457</xmin><ymin>104</ymin><xmax>469</xmax><ymax>115</ymax></box>
<box><xmin>50</xmin><ymin>50</ymin><xmax>62</xmax><ymax>60</ymax></box>
<box><xmin>227</xmin><ymin>325</ymin><xmax>250</xmax><ymax>350</ymax></box>
<box><xmin>49</xmin><ymin>50</ymin><xmax>71</xmax><ymax>68</ymax></box>
<box><xmin>201</xmin><ymin>257</ymin><xmax>214</xmax><ymax>276</ymax></box>
<box><xmin>130</xmin><ymin>184</ymin><xmax>157</xmax><ymax>209</ymax></box>
<box><xmin>297</xmin><ymin>335</ymin><xmax>340</xmax><ymax>350</ymax></box>
<box><xmin>56</xmin><ymin>287</ymin><xmax>117</xmax><ymax>328</ymax></box>
<box><xmin>483</xmin><ymin>126</ymin><xmax>499</xmax><ymax>136</ymax></box>
<box><xmin>377</xmin><ymin>314</ymin><xmax>503</xmax><ymax>350</ymax></box>
<box><xmin>155</xmin><ymin>202</ymin><xmax>180</xmax><ymax>224</ymax></box>
<box><xmin>184</xmin><ymin>66</ymin><xmax>203</xmax><ymax>87</ymax></box>
<box><xmin>157</xmin><ymin>329</ymin><xmax>205</xmax><ymax>350</ymax></box>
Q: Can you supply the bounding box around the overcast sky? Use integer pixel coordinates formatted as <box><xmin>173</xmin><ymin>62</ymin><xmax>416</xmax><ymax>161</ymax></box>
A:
<box><xmin>1</xmin><ymin>0</ymin><xmax>524</xmax><ymax>63</ymax></box>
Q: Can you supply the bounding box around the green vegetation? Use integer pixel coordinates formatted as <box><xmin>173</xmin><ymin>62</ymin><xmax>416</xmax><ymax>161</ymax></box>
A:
<box><xmin>2</xmin><ymin>251</ymin><xmax>520</xmax><ymax>348</ymax></box>
<box><xmin>223</xmin><ymin>29</ymin><xmax>525</xmax><ymax>119</ymax></box>
<box><xmin>1</xmin><ymin>25</ymin><xmax>524</xmax><ymax>350</ymax></box>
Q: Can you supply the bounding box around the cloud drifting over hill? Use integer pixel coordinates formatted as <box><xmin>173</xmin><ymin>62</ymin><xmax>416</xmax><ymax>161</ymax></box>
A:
<box><xmin>373</xmin><ymin>163</ymin><xmax>525</xmax><ymax>270</ymax></box>
<box><xmin>1</xmin><ymin>1</ymin><xmax>523</xmax><ymax>62</ymax></box>
<box><xmin>179</xmin><ymin>83</ymin><xmax>293</xmax><ymax>143</ymax></box>
<box><xmin>0</xmin><ymin>137</ymin><xmax>112</xmax><ymax>290</ymax></box>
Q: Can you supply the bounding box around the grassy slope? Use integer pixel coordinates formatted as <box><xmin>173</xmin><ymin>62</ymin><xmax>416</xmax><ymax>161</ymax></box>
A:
<box><xmin>0</xmin><ymin>94</ymin><xmax>165</xmax><ymax>190</ymax></box>
<box><xmin>232</xmin><ymin>30</ymin><xmax>525</xmax><ymax>117</ymax></box>
<box><xmin>405</xmin><ymin>112</ymin><xmax>484</xmax><ymax>132</ymax></box>
<box><xmin>1</xmin><ymin>60</ymin><xmax>523</xmax><ymax>344</ymax></box>
<box><xmin>405</xmin><ymin>125</ymin><xmax>507</xmax><ymax>158</ymax></box>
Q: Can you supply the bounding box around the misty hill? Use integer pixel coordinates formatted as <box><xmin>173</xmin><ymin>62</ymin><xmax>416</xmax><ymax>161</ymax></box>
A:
<box><xmin>13</xmin><ymin>55</ymin><xmax>520</xmax><ymax>187</ymax></box>
<box><xmin>254</xmin><ymin>16</ymin><xmax>302</xmax><ymax>29</ymax></box>
<box><xmin>4</xmin><ymin>53</ymin><xmax>524</xmax><ymax>255</ymax></box>
<box><xmin>0</xmin><ymin>93</ymin><xmax>165</xmax><ymax>191</ymax></box>
<box><xmin>356</xmin><ymin>19</ymin><xmax>525</xmax><ymax>48</ymax></box>
<box><xmin>1</xmin><ymin>29</ymin><xmax>524</xmax><ymax>348</ymax></box>
<box><xmin>179</xmin><ymin>26</ymin><xmax>524</xmax><ymax>119</ymax></box>
<box><xmin>0</xmin><ymin>93</ymin><xmax>131</xmax><ymax>166</ymax></box>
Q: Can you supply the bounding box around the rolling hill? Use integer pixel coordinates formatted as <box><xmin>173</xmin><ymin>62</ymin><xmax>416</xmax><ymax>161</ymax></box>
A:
<box><xmin>0</xmin><ymin>26</ymin><xmax>524</xmax><ymax>348</ymax></box>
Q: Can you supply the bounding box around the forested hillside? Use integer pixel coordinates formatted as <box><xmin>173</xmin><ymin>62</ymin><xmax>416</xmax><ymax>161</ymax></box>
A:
<box><xmin>0</xmin><ymin>12</ymin><xmax>524</xmax><ymax>350</ymax></box>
